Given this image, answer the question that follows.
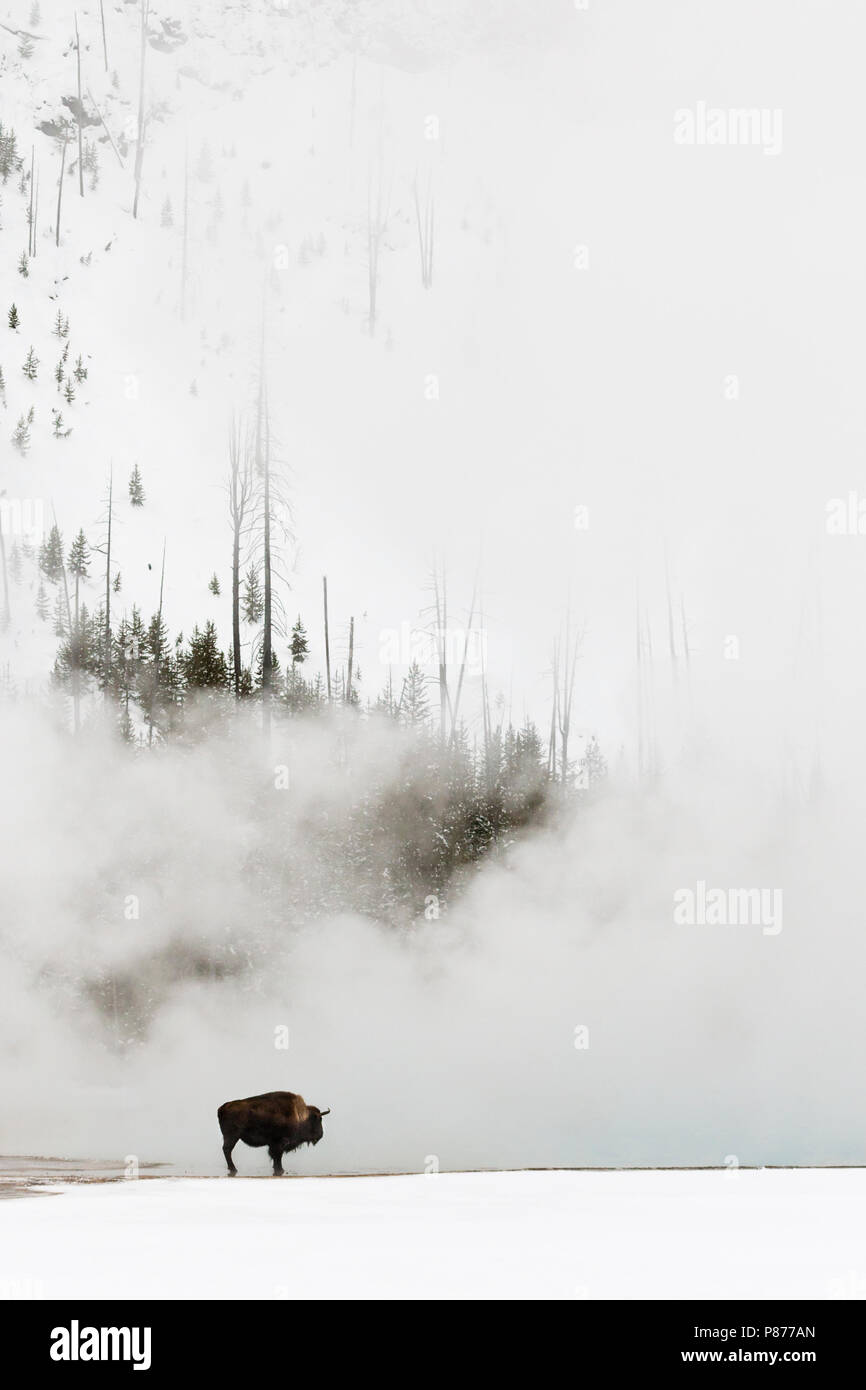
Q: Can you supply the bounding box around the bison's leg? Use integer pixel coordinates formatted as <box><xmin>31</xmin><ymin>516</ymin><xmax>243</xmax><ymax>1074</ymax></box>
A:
<box><xmin>268</xmin><ymin>1144</ymin><xmax>285</xmax><ymax>1177</ymax></box>
<box><xmin>222</xmin><ymin>1136</ymin><xmax>239</xmax><ymax>1176</ymax></box>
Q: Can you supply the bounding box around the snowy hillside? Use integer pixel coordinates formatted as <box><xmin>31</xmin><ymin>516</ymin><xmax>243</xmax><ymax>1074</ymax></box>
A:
<box><xmin>0</xmin><ymin>0</ymin><xmax>582</xmax><ymax>718</ymax></box>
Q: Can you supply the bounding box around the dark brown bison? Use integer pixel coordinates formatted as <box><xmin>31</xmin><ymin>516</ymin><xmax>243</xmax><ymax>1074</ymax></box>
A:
<box><xmin>217</xmin><ymin>1091</ymin><xmax>330</xmax><ymax>1176</ymax></box>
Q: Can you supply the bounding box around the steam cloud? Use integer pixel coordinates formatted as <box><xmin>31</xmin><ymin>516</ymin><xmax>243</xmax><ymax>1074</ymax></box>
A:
<box><xmin>2</xmin><ymin>700</ymin><xmax>864</xmax><ymax>1174</ymax></box>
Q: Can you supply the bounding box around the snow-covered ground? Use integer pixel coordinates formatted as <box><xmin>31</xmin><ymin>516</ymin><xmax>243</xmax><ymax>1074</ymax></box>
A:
<box><xmin>2</xmin><ymin>1169</ymin><xmax>865</xmax><ymax>1300</ymax></box>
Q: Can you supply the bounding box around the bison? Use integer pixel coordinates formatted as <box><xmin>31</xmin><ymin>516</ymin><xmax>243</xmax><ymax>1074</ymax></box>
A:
<box><xmin>217</xmin><ymin>1091</ymin><xmax>330</xmax><ymax>1176</ymax></box>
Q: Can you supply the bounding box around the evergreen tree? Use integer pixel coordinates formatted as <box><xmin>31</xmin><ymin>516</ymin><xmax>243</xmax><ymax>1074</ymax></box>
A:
<box><xmin>64</xmin><ymin>377</ymin><xmax>75</xmax><ymax>404</ymax></box>
<box><xmin>17</xmin><ymin>252</ymin><xmax>28</xmax><ymax>277</ymax></box>
<box><xmin>73</xmin><ymin>354</ymin><xmax>88</xmax><ymax>382</ymax></box>
<box><xmin>22</xmin><ymin>345</ymin><xmax>38</xmax><ymax>378</ymax></box>
<box><xmin>254</xmin><ymin>643</ymin><xmax>280</xmax><ymax>690</ymax></box>
<box><xmin>182</xmin><ymin>622</ymin><xmax>229</xmax><ymax>690</ymax></box>
<box><xmin>12</xmin><ymin>413</ymin><xmax>30</xmax><ymax>453</ymax></box>
<box><xmin>400</xmin><ymin>661</ymin><xmax>430</xmax><ymax>727</ymax></box>
<box><xmin>290</xmin><ymin>615</ymin><xmax>309</xmax><ymax>665</ymax></box>
<box><xmin>67</xmin><ymin>529</ymin><xmax>90</xmax><ymax>581</ymax></box>
<box><xmin>40</xmin><ymin>524</ymin><xmax>65</xmax><ymax>582</ymax></box>
<box><xmin>52</xmin><ymin>590</ymin><xmax>67</xmax><ymax>636</ymax></box>
<box><xmin>576</xmin><ymin>735</ymin><xmax>608</xmax><ymax>791</ymax></box>
<box><xmin>35</xmin><ymin>579</ymin><xmax>49</xmax><ymax>620</ymax></box>
<box><xmin>241</xmin><ymin>565</ymin><xmax>263</xmax><ymax>623</ymax></box>
<box><xmin>138</xmin><ymin>610</ymin><xmax>181</xmax><ymax>737</ymax></box>
<box><xmin>208</xmin><ymin>573</ymin><xmax>221</xmax><ymax>596</ymax></box>
<box><xmin>113</xmin><ymin>571</ymin><xmax>122</xmax><ymax>592</ymax></box>
<box><xmin>128</xmin><ymin>464</ymin><xmax>145</xmax><ymax>506</ymax></box>
<box><xmin>7</xmin><ymin>304</ymin><xmax>19</xmax><ymax>330</ymax></box>
<box><xmin>55</xmin><ymin>359</ymin><xmax>65</xmax><ymax>389</ymax></box>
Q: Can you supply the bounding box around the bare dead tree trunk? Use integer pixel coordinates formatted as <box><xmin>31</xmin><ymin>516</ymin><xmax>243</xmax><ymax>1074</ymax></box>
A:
<box><xmin>413</xmin><ymin>175</ymin><xmax>434</xmax><ymax>288</ymax></box>
<box><xmin>548</xmin><ymin>653</ymin><xmax>558</xmax><ymax>780</ymax></box>
<box><xmin>99</xmin><ymin>0</ymin><xmax>108</xmax><ymax>71</ymax></box>
<box><xmin>55</xmin><ymin>128</ymin><xmax>68</xmax><ymax>247</ymax></box>
<box><xmin>665</xmin><ymin>547</ymin><xmax>677</xmax><ymax>678</ymax></box>
<box><xmin>75</xmin><ymin>14</ymin><xmax>84</xmax><ymax>198</ymax></box>
<box><xmin>28</xmin><ymin>147</ymin><xmax>34</xmax><ymax>256</ymax></box>
<box><xmin>0</xmin><ymin>529</ymin><xmax>10</xmax><ymax>630</ymax></box>
<box><xmin>33</xmin><ymin>167</ymin><xmax>39</xmax><ymax>257</ymax></box>
<box><xmin>132</xmin><ymin>0</ymin><xmax>149</xmax><ymax>219</ymax></box>
<box><xmin>367</xmin><ymin>160</ymin><xmax>388</xmax><ymax>336</ymax></box>
<box><xmin>181</xmin><ymin>144</ymin><xmax>189</xmax><ymax>318</ymax></box>
<box><xmin>635</xmin><ymin>584</ymin><xmax>644</xmax><ymax>782</ymax></box>
<box><xmin>680</xmin><ymin>595</ymin><xmax>690</xmax><ymax>671</ymax></box>
<box><xmin>349</xmin><ymin>58</ymin><xmax>356</xmax><ymax>149</ymax></box>
<box><xmin>449</xmin><ymin>568</ymin><xmax>478</xmax><ymax>744</ymax></box>
<box><xmin>253</xmin><ymin>310</ymin><xmax>274</xmax><ymax>723</ymax></box>
<box><xmin>322</xmin><ymin>576</ymin><xmax>331</xmax><ymax>700</ymax></box>
<box><xmin>432</xmin><ymin>561</ymin><xmax>452</xmax><ymax>746</ymax></box>
<box><xmin>87</xmin><ymin>89</ymin><xmax>124</xmax><ymax>167</ymax></box>
<box><xmin>233</xmin><ymin>423</ymin><xmax>245</xmax><ymax>706</ymax></box>
<box><xmin>68</xmin><ymin>574</ymin><xmax>81</xmax><ymax>734</ymax></box>
<box><xmin>103</xmin><ymin>467</ymin><xmax>113</xmax><ymax>692</ymax></box>
<box><xmin>261</xmin><ymin>389</ymin><xmax>273</xmax><ymax>730</ymax></box>
<box><xmin>644</xmin><ymin>609</ymin><xmax>657</xmax><ymax>781</ymax></box>
<box><xmin>149</xmin><ymin>540</ymin><xmax>165</xmax><ymax>746</ymax></box>
<box><xmin>346</xmin><ymin>615</ymin><xmax>354</xmax><ymax>703</ymax></box>
<box><xmin>228</xmin><ymin>419</ymin><xmax>252</xmax><ymax>700</ymax></box>
<box><xmin>556</xmin><ymin>610</ymin><xmax>580</xmax><ymax>786</ymax></box>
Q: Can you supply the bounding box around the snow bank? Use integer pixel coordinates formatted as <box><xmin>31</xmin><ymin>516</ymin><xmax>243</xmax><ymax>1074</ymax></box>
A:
<box><xmin>1</xmin><ymin>1169</ymin><xmax>864</xmax><ymax>1300</ymax></box>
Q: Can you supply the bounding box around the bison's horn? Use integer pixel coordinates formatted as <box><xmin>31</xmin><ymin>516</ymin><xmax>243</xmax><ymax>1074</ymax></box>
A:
<box><xmin>320</xmin><ymin>1108</ymin><xmax>330</xmax><ymax>1116</ymax></box>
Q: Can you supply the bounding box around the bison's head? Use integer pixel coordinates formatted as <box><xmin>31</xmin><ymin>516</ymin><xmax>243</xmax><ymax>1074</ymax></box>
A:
<box><xmin>306</xmin><ymin>1105</ymin><xmax>330</xmax><ymax>1145</ymax></box>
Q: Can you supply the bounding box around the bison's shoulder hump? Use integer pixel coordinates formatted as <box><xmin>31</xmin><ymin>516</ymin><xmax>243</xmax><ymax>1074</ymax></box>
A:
<box><xmin>244</xmin><ymin>1091</ymin><xmax>303</xmax><ymax>1106</ymax></box>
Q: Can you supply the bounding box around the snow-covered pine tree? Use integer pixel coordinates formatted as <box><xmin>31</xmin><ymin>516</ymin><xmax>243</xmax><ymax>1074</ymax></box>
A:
<box><xmin>290</xmin><ymin>615</ymin><xmax>309</xmax><ymax>665</ymax></box>
<box><xmin>22</xmin><ymin>345</ymin><xmax>38</xmax><ymax>379</ymax></box>
<box><xmin>208</xmin><ymin>573</ymin><xmax>221</xmax><ymax>596</ymax></box>
<box><xmin>64</xmin><ymin>377</ymin><xmax>75</xmax><ymax>404</ymax></box>
<box><xmin>40</xmin><ymin>523</ymin><xmax>65</xmax><ymax>582</ymax></box>
<box><xmin>128</xmin><ymin>464</ymin><xmax>145</xmax><ymax>506</ymax></box>
<box><xmin>17</xmin><ymin>252</ymin><xmax>28</xmax><ymax>277</ymax></box>
<box><xmin>12</xmin><ymin>413</ymin><xmax>30</xmax><ymax>452</ymax></box>
<box><xmin>8</xmin><ymin>304</ymin><xmax>20</xmax><ymax>329</ymax></box>
<box><xmin>35</xmin><ymin>579</ymin><xmax>49</xmax><ymax>620</ymax></box>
